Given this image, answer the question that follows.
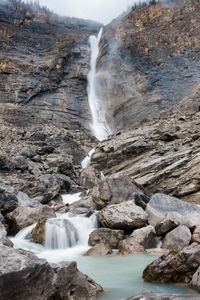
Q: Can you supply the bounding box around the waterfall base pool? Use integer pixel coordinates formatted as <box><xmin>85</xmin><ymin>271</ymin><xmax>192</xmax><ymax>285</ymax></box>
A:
<box><xmin>37</xmin><ymin>252</ymin><xmax>195</xmax><ymax>300</ymax></box>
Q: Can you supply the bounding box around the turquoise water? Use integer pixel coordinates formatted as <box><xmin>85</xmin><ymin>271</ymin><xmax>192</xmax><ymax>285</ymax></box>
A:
<box><xmin>75</xmin><ymin>254</ymin><xmax>195</xmax><ymax>300</ymax></box>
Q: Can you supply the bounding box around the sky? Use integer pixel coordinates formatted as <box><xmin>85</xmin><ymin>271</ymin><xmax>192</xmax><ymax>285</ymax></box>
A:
<box><xmin>23</xmin><ymin>0</ymin><xmax>144</xmax><ymax>25</ymax></box>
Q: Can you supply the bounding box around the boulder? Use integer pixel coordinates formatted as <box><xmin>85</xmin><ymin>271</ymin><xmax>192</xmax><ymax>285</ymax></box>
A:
<box><xmin>192</xmin><ymin>226</ymin><xmax>200</xmax><ymax>244</ymax></box>
<box><xmin>190</xmin><ymin>265</ymin><xmax>200</xmax><ymax>292</ymax></box>
<box><xmin>16</xmin><ymin>191</ymin><xmax>41</xmax><ymax>207</ymax></box>
<box><xmin>0</xmin><ymin>244</ymin><xmax>103</xmax><ymax>300</ymax></box>
<box><xmin>0</xmin><ymin>184</ymin><xmax>18</xmax><ymax>214</ymax></box>
<box><xmin>89</xmin><ymin>174</ymin><xmax>148</xmax><ymax>209</ymax></box>
<box><xmin>146</xmin><ymin>193</ymin><xmax>200</xmax><ymax>229</ymax></box>
<box><xmin>155</xmin><ymin>217</ymin><xmax>178</xmax><ymax>235</ymax></box>
<box><xmin>29</xmin><ymin>218</ymin><xmax>46</xmax><ymax>245</ymax></box>
<box><xmin>13</xmin><ymin>156</ymin><xmax>29</xmax><ymax>171</ymax></box>
<box><xmin>84</xmin><ymin>243</ymin><xmax>112</xmax><ymax>256</ymax></box>
<box><xmin>162</xmin><ymin>225</ymin><xmax>191</xmax><ymax>251</ymax></box>
<box><xmin>80</xmin><ymin>166</ymin><xmax>101</xmax><ymax>189</ymax></box>
<box><xmin>0</xmin><ymin>222</ymin><xmax>13</xmax><ymax>247</ymax></box>
<box><xmin>118</xmin><ymin>238</ymin><xmax>145</xmax><ymax>255</ymax></box>
<box><xmin>143</xmin><ymin>243</ymin><xmax>200</xmax><ymax>283</ymax></box>
<box><xmin>88</xmin><ymin>228</ymin><xmax>125</xmax><ymax>249</ymax></box>
<box><xmin>130</xmin><ymin>225</ymin><xmax>157</xmax><ymax>249</ymax></box>
<box><xmin>98</xmin><ymin>201</ymin><xmax>148</xmax><ymax>229</ymax></box>
<box><xmin>127</xmin><ymin>291</ymin><xmax>200</xmax><ymax>300</ymax></box>
<box><xmin>7</xmin><ymin>205</ymin><xmax>56</xmax><ymax>233</ymax></box>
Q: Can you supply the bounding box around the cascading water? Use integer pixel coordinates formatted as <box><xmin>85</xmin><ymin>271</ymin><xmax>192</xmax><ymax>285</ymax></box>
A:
<box><xmin>87</xmin><ymin>28</ymin><xmax>112</xmax><ymax>141</ymax></box>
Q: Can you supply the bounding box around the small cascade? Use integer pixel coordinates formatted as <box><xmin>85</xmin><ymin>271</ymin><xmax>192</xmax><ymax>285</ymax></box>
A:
<box><xmin>81</xmin><ymin>148</ymin><xmax>95</xmax><ymax>169</ymax></box>
<box><xmin>87</xmin><ymin>28</ymin><xmax>112</xmax><ymax>141</ymax></box>
<box><xmin>45</xmin><ymin>218</ymin><xmax>78</xmax><ymax>250</ymax></box>
<box><xmin>62</xmin><ymin>192</ymin><xmax>81</xmax><ymax>205</ymax></box>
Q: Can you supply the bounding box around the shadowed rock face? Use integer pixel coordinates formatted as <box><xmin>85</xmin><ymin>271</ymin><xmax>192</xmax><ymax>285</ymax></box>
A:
<box><xmin>96</xmin><ymin>0</ymin><xmax>200</xmax><ymax>131</ymax></box>
<box><xmin>0</xmin><ymin>1</ymin><xmax>101</xmax><ymax>129</ymax></box>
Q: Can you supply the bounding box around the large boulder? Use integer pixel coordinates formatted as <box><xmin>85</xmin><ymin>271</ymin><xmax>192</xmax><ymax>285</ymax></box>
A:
<box><xmin>89</xmin><ymin>175</ymin><xmax>149</xmax><ymax>209</ymax></box>
<box><xmin>162</xmin><ymin>225</ymin><xmax>191</xmax><ymax>251</ymax></box>
<box><xmin>127</xmin><ymin>291</ymin><xmax>200</xmax><ymax>300</ymax></box>
<box><xmin>7</xmin><ymin>205</ymin><xmax>56</xmax><ymax>234</ymax></box>
<box><xmin>146</xmin><ymin>194</ymin><xmax>200</xmax><ymax>230</ymax></box>
<box><xmin>130</xmin><ymin>225</ymin><xmax>157</xmax><ymax>249</ymax></box>
<box><xmin>0</xmin><ymin>244</ymin><xmax>103</xmax><ymax>300</ymax></box>
<box><xmin>84</xmin><ymin>243</ymin><xmax>112</xmax><ymax>256</ymax></box>
<box><xmin>88</xmin><ymin>228</ymin><xmax>125</xmax><ymax>249</ymax></box>
<box><xmin>143</xmin><ymin>243</ymin><xmax>200</xmax><ymax>283</ymax></box>
<box><xmin>98</xmin><ymin>201</ymin><xmax>148</xmax><ymax>229</ymax></box>
<box><xmin>118</xmin><ymin>238</ymin><xmax>145</xmax><ymax>255</ymax></box>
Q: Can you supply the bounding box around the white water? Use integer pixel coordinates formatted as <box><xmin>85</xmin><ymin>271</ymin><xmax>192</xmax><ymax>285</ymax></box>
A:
<box><xmin>81</xmin><ymin>148</ymin><xmax>95</xmax><ymax>168</ymax></box>
<box><xmin>87</xmin><ymin>28</ymin><xmax>112</xmax><ymax>141</ymax></box>
<box><xmin>62</xmin><ymin>192</ymin><xmax>82</xmax><ymax>204</ymax></box>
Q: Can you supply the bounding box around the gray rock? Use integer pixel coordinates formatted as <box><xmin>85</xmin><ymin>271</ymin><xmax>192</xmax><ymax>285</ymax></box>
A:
<box><xmin>127</xmin><ymin>291</ymin><xmax>200</xmax><ymax>300</ymax></box>
<box><xmin>192</xmin><ymin>226</ymin><xmax>200</xmax><ymax>244</ymax></box>
<box><xmin>130</xmin><ymin>225</ymin><xmax>157</xmax><ymax>249</ymax></box>
<box><xmin>143</xmin><ymin>243</ymin><xmax>200</xmax><ymax>283</ymax></box>
<box><xmin>146</xmin><ymin>193</ymin><xmax>200</xmax><ymax>229</ymax></box>
<box><xmin>80</xmin><ymin>166</ymin><xmax>101</xmax><ymax>189</ymax></box>
<box><xmin>190</xmin><ymin>265</ymin><xmax>200</xmax><ymax>292</ymax></box>
<box><xmin>84</xmin><ymin>243</ymin><xmax>112</xmax><ymax>256</ymax></box>
<box><xmin>13</xmin><ymin>156</ymin><xmax>29</xmax><ymax>171</ymax></box>
<box><xmin>0</xmin><ymin>184</ymin><xmax>18</xmax><ymax>214</ymax></box>
<box><xmin>0</xmin><ymin>244</ymin><xmax>103</xmax><ymax>300</ymax></box>
<box><xmin>98</xmin><ymin>201</ymin><xmax>148</xmax><ymax>229</ymax></box>
<box><xmin>90</xmin><ymin>174</ymin><xmax>148</xmax><ymax>209</ymax></box>
<box><xmin>16</xmin><ymin>191</ymin><xmax>41</xmax><ymax>207</ymax></box>
<box><xmin>0</xmin><ymin>222</ymin><xmax>13</xmax><ymax>247</ymax></box>
<box><xmin>7</xmin><ymin>205</ymin><xmax>56</xmax><ymax>233</ymax></box>
<box><xmin>162</xmin><ymin>225</ymin><xmax>191</xmax><ymax>251</ymax></box>
<box><xmin>118</xmin><ymin>238</ymin><xmax>145</xmax><ymax>255</ymax></box>
<box><xmin>20</xmin><ymin>147</ymin><xmax>35</xmax><ymax>158</ymax></box>
<box><xmin>88</xmin><ymin>228</ymin><xmax>125</xmax><ymax>248</ymax></box>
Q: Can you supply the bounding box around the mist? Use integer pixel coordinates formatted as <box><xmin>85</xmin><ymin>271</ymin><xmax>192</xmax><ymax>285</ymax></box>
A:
<box><xmin>22</xmin><ymin>0</ymin><xmax>146</xmax><ymax>25</ymax></box>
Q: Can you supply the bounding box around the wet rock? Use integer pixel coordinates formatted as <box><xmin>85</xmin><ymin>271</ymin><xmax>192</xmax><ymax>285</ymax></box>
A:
<box><xmin>80</xmin><ymin>166</ymin><xmax>102</xmax><ymax>189</ymax></box>
<box><xmin>146</xmin><ymin>194</ymin><xmax>200</xmax><ymax>229</ymax></box>
<box><xmin>130</xmin><ymin>225</ymin><xmax>157</xmax><ymax>249</ymax></box>
<box><xmin>143</xmin><ymin>243</ymin><xmax>200</xmax><ymax>283</ymax></box>
<box><xmin>89</xmin><ymin>228</ymin><xmax>125</xmax><ymax>249</ymax></box>
<box><xmin>7</xmin><ymin>205</ymin><xmax>56</xmax><ymax>233</ymax></box>
<box><xmin>89</xmin><ymin>175</ymin><xmax>147</xmax><ymax>209</ymax></box>
<box><xmin>118</xmin><ymin>238</ymin><xmax>145</xmax><ymax>255</ymax></box>
<box><xmin>0</xmin><ymin>244</ymin><xmax>103</xmax><ymax>300</ymax></box>
<box><xmin>84</xmin><ymin>243</ymin><xmax>112</xmax><ymax>256</ymax></box>
<box><xmin>29</xmin><ymin>219</ymin><xmax>46</xmax><ymax>245</ymax></box>
<box><xmin>192</xmin><ymin>226</ymin><xmax>200</xmax><ymax>244</ymax></box>
<box><xmin>162</xmin><ymin>225</ymin><xmax>191</xmax><ymax>251</ymax></box>
<box><xmin>98</xmin><ymin>201</ymin><xmax>148</xmax><ymax>229</ymax></box>
<box><xmin>127</xmin><ymin>291</ymin><xmax>200</xmax><ymax>300</ymax></box>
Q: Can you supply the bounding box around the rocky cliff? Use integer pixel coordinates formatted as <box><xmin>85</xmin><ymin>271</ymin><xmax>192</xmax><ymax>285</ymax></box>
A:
<box><xmin>96</xmin><ymin>0</ymin><xmax>200</xmax><ymax>131</ymax></box>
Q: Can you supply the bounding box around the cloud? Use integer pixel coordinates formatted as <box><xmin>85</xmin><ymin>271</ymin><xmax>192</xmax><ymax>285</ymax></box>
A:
<box><xmin>23</xmin><ymin>0</ymin><xmax>143</xmax><ymax>24</ymax></box>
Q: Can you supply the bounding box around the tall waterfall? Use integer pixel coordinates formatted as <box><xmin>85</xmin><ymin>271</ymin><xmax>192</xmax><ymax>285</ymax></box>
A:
<box><xmin>87</xmin><ymin>28</ymin><xmax>112</xmax><ymax>141</ymax></box>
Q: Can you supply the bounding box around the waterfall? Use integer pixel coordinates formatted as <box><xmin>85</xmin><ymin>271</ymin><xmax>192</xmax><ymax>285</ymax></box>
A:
<box><xmin>87</xmin><ymin>28</ymin><xmax>112</xmax><ymax>141</ymax></box>
<box><xmin>81</xmin><ymin>148</ymin><xmax>95</xmax><ymax>168</ymax></box>
<box><xmin>44</xmin><ymin>212</ymin><xmax>97</xmax><ymax>250</ymax></box>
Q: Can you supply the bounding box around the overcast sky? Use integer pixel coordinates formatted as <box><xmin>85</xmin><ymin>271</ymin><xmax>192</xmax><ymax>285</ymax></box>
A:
<box><xmin>23</xmin><ymin>0</ymin><xmax>144</xmax><ymax>24</ymax></box>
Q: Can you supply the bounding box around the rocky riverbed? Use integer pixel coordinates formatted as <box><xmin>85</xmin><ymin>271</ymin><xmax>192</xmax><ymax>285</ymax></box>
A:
<box><xmin>1</xmin><ymin>0</ymin><xmax>200</xmax><ymax>299</ymax></box>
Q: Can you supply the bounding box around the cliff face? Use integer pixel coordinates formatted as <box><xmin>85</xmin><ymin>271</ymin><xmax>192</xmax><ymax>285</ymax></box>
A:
<box><xmin>96</xmin><ymin>0</ymin><xmax>200</xmax><ymax>131</ymax></box>
<box><xmin>0</xmin><ymin>1</ymin><xmax>100</xmax><ymax>129</ymax></box>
